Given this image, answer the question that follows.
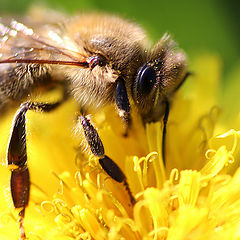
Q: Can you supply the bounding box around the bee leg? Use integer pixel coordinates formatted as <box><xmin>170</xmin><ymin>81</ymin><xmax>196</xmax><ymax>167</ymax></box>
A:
<box><xmin>79</xmin><ymin>116</ymin><xmax>136</xmax><ymax>205</ymax></box>
<box><xmin>115</xmin><ymin>78</ymin><xmax>131</xmax><ymax>137</ymax></box>
<box><xmin>161</xmin><ymin>71</ymin><xmax>191</xmax><ymax>165</ymax></box>
<box><xmin>8</xmin><ymin>100</ymin><xmax>65</xmax><ymax>239</ymax></box>
<box><xmin>162</xmin><ymin>101</ymin><xmax>170</xmax><ymax>166</ymax></box>
<box><xmin>8</xmin><ymin>107</ymin><xmax>29</xmax><ymax>240</ymax></box>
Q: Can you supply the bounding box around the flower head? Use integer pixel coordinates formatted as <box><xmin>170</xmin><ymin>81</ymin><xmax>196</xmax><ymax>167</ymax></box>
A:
<box><xmin>0</xmin><ymin>54</ymin><xmax>240</xmax><ymax>240</ymax></box>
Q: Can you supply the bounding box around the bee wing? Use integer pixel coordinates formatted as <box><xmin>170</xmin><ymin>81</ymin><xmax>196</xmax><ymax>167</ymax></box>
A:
<box><xmin>0</xmin><ymin>19</ymin><xmax>89</xmax><ymax>67</ymax></box>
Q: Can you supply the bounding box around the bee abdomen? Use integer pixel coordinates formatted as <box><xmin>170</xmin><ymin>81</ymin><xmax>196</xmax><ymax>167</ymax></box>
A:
<box><xmin>0</xmin><ymin>63</ymin><xmax>51</xmax><ymax>113</ymax></box>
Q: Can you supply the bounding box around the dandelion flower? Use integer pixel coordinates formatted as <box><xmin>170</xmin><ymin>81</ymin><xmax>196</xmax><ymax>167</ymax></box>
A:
<box><xmin>0</xmin><ymin>54</ymin><xmax>240</xmax><ymax>240</ymax></box>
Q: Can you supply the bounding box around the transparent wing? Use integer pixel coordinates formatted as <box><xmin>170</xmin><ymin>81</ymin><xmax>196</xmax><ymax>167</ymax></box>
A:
<box><xmin>0</xmin><ymin>18</ymin><xmax>90</xmax><ymax>111</ymax></box>
<box><xmin>0</xmin><ymin>19</ymin><xmax>89</xmax><ymax>67</ymax></box>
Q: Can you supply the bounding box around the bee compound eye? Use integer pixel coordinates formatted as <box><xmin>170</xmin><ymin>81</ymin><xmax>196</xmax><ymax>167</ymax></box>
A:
<box><xmin>137</xmin><ymin>65</ymin><xmax>156</xmax><ymax>96</ymax></box>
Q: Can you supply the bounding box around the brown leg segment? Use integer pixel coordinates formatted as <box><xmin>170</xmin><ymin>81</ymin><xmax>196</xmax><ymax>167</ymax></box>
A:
<box><xmin>8</xmin><ymin>101</ymin><xmax>64</xmax><ymax>239</ymax></box>
<box><xmin>8</xmin><ymin>106</ymin><xmax>29</xmax><ymax>239</ymax></box>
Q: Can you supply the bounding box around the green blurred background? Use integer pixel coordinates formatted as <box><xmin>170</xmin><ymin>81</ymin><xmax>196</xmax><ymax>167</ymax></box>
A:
<box><xmin>0</xmin><ymin>0</ymin><xmax>239</xmax><ymax>77</ymax></box>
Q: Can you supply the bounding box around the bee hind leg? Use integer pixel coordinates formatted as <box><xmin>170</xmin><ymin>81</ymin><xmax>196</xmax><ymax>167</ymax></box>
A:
<box><xmin>8</xmin><ymin>99</ymin><xmax>66</xmax><ymax>239</ymax></box>
<box><xmin>8</xmin><ymin>106</ymin><xmax>29</xmax><ymax>240</ymax></box>
<box><xmin>79</xmin><ymin>115</ymin><xmax>136</xmax><ymax>205</ymax></box>
<box><xmin>115</xmin><ymin>78</ymin><xmax>131</xmax><ymax>137</ymax></box>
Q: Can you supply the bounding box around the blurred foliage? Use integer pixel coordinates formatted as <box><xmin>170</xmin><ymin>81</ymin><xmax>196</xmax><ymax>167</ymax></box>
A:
<box><xmin>0</xmin><ymin>0</ymin><xmax>239</xmax><ymax>77</ymax></box>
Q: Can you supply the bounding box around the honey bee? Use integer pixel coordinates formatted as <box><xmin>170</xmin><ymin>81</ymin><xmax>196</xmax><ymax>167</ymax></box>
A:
<box><xmin>0</xmin><ymin>10</ymin><xmax>189</xmax><ymax>239</ymax></box>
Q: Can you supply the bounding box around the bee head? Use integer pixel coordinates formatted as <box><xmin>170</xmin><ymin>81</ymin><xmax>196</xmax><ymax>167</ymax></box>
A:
<box><xmin>131</xmin><ymin>34</ymin><xmax>187</xmax><ymax>123</ymax></box>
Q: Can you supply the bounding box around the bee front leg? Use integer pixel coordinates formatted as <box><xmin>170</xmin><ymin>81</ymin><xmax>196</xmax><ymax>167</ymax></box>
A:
<box><xmin>115</xmin><ymin>78</ymin><xmax>131</xmax><ymax>136</ymax></box>
<box><xmin>8</xmin><ymin>100</ymin><xmax>65</xmax><ymax>239</ymax></box>
<box><xmin>162</xmin><ymin>101</ymin><xmax>170</xmax><ymax>166</ymax></box>
<box><xmin>79</xmin><ymin>116</ymin><xmax>135</xmax><ymax>204</ymax></box>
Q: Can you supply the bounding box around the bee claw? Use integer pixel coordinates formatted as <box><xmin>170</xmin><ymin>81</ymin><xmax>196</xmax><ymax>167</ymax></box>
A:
<box><xmin>19</xmin><ymin>209</ymin><xmax>26</xmax><ymax>240</ymax></box>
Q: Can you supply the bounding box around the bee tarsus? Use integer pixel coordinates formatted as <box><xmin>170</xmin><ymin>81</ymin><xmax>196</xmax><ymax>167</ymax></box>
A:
<box><xmin>80</xmin><ymin>115</ymin><xmax>136</xmax><ymax>203</ymax></box>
